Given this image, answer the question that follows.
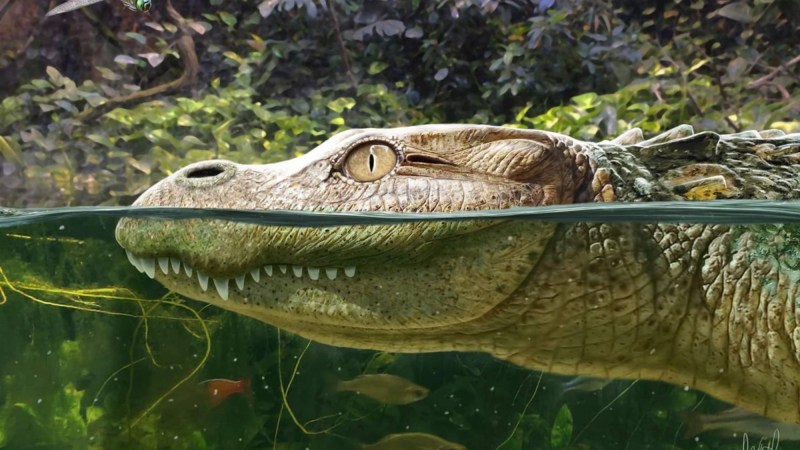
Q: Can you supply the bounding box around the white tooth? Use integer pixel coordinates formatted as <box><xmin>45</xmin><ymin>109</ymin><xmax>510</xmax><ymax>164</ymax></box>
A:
<box><xmin>264</xmin><ymin>265</ymin><xmax>273</xmax><ymax>276</ymax></box>
<box><xmin>250</xmin><ymin>268</ymin><xmax>260</xmax><ymax>282</ymax></box>
<box><xmin>133</xmin><ymin>256</ymin><xmax>146</xmax><ymax>273</ymax></box>
<box><xmin>133</xmin><ymin>256</ymin><xmax>144</xmax><ymax>273</ymax></box>
<box><xmin>235</xmin><ymin>274</ymin><xmax>245</xmax><ymax>290</ymax></box>
<box><xmin>325</xmin><ymin>268</ymin><xmax>337</xmax><ymax>280</ymax></box>
<box><xmin>197</xmin><ymin>272</ymin><xmax>209</xmax><ymax>291</ymax></box>
<box><xmin>184</xmin><ymin>264</ymin><xmax>193</xmax><ymax>277</ymax></box>
<box><xmin>126</xmin><ymin>251</ymin><xmax>140</xmax><ymax>270</ymax></box>
<box><xmin>307</xmin><ymin>267</ymin><xmax>320</xmax><ymax>280</ymax></box>
<box><xmin>279</xmin><ymin>265</ymin><xmax>287</xmax><ymax>274</ymax></box>
<box><xmin>158</xmin><ymin>257</ymin><xmax>169</xmax><ymax>275</ymax></box>
<box><xmin>344</xmin><ymin>266</ymin><xmax>356</xmax><ymax>278</ymax></box>
<box><xmin>141</xmin><ymin>258</ymin><xmax>156</xmax><ymax>278</ymax></box>
<box><xmin>213</xmin><ymin>278</ymin><xmax>229</xmax><ymax>300</ymax></box>
<box><xmin>170</xmin><ymin>258</ymin><xmax>181</xmax><ymax>273</ymax></box>
<box><xmin>292</xmin><ymin>266</ymin><xmax>303</xmax><ymax>278</ymax></box>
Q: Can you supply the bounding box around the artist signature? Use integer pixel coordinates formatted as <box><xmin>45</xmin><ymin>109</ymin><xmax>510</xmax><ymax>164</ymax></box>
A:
<box><xmin>742</xmin><ymin>430</ymin><xmax>781</xmax><ymax>450</ymax></box>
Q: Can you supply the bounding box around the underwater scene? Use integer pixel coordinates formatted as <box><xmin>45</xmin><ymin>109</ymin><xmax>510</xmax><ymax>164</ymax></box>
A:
<box><xmin>2</xmin><ymin>0</ymin><xmax>800</xmax><ymax>449</ymax></box>
<box><xmin>4</xmin><ymin>204</ymin><xmax>800</xmax><ymax>450</ymax></box>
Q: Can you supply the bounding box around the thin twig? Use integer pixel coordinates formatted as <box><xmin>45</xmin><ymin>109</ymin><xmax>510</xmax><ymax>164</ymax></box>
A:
<box><xmin>0</xmin><ymin>0</ymin><xmax>16</xmax><ymax>22</ymax></box>
<box><xmin>328</xmin><ymin>0</ymin><xmax>356</xmax><ymax>87</ymax></box>
<box><xmin>748</xmin><ymin>54</ymin><xmax>800</xmax><ymax>89</ymax></box>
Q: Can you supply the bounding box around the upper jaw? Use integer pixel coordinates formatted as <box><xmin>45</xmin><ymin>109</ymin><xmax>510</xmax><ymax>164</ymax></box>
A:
<box><xmin>124</xmin><ymin>250</ymin><xmax>357</xmax><ymax>301</ymax></box>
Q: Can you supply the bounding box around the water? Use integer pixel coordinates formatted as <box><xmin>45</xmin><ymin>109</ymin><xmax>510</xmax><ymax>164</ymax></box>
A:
<box><xmin>2</xmin><ymin>204</ymin><xmax>799</xmax><ymax>449</ymax></box>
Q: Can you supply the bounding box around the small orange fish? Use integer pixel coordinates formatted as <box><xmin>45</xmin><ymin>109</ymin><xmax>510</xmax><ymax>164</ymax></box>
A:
<box><xmin>202</xmin><ymin>378</ymin><xmax>251</xmax><ymax>407</ymax></box>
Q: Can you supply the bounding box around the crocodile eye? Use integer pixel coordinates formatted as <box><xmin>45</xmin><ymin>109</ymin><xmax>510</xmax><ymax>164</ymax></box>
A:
<box><xmin>343</xmin><ymin>142</ymin><xmax>397</xmax><ymax>182</ymax></box>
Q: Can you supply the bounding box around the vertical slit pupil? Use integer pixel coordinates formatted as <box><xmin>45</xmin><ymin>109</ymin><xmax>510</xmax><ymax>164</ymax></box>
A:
<box><xmin>368</xmin><ymin>152</ymin><xmax>376</xmax><ymax>173</ymax></box>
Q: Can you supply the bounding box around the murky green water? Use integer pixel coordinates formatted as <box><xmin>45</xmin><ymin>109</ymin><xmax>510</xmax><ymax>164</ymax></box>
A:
<box><xmin>1</xmin><ymin>203</ymin><xmax>799</xmax><ymax>449</ymax></box>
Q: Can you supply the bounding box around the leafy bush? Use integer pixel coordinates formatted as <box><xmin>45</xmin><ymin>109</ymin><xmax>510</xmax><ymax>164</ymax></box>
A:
<box><xmin>0</xmin><ymin>0</ymin><xmax>798</xmax><ymax>207</ymax></box>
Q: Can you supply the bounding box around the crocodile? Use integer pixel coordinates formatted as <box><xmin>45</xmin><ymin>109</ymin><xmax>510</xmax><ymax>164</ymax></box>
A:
<box><xmin>115</xmin><ymin>124</ymin><xmax>800</xmax><ymax>424</ymax></box>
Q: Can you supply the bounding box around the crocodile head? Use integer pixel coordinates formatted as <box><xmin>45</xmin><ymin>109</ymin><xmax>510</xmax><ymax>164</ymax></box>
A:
<box><xmin>115</xmin><ymin>124</ymin><xmax>602</xmax><ymax>352</ymax></box>
<box><xmin>117</xmin><ymin>124</ymin><xmax>800</xmax><ymax>424</ymax></box>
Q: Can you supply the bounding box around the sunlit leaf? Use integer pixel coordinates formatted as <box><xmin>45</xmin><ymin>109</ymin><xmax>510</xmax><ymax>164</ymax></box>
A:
<box><xmin>54</xmin><ymin>100</ymin><xmax>78</xmax><ymax>113</ymax></box>
<box><xmin>327</xmin><ymin>97</ymin><xmax>356</xmax><ymax>113</ymax></box>
<box><xmin>127</xmin><ymin>156</ymin><xmax>151</xmax><ymax>174</ymax></box>
<box><xmin>258</xmin><ymin>0</ymin><xmax>279</xmax><ymax>17</ymax></box>
<box><xmin>180</xmin><ymin>135</ymin><xmax>206</xmax><ymax>148</ymax></box>
<box><xmin>125</xmin><ymin>32</ymin><xmax>147</xmax><ymax>44</ymax></box>
<box><xmin>219</xmin><ymin>11</ymin><xmax>237</xmax><ymax>27</ymax></box>
<box><xmin>713</xmin><ymin>1</ymin><xmax>753</xmax><ymax>23</ymax></box>
<box><xmin>368</xmin><ymin>62</ymin><xmax>388</xmax><ymax>75</ymax></box>
<box><xmin>86</xmin><ymin>134</ymin><xmax>112</xmax><ymax>147</ymax></box>
<box><xmin>686</xmin><ymin>59</ymin><xmax>708</xmax><ymax>73</ymax></box>
<box><xmin>46</xmin><ymin>66</ymin><xmax>65</xmax><ymax>87</ymax></box>
<box><xmin>188</xmin><ymin>20</ymin><xmax>213</xmax><ymax>35</ymax></box>
<box><xmin>0</xmin><ymin>136</ymin><xmax>23</xmax><ymax>166</ymax></box>
<box><xmin>30</xmin><ymin>79</ymin><xmax>52</xmax><ymax>90</ymax></box>
<box><xmin>405</xmin><ymin>26</ymin><xmax>423</xmax><ymax>38</ymax></box>
<box><xmin>113</xmin><ymin>55</ymin><xmax>138</xmax><ymax>66</ymax></box>
<box><xmin>375</xmin><ymin>19</ymin><xmax>405</xmax><ymax>36</ymax></box>
<box><xmin>138</xmin><ymin>53</ymin><xmax>165</xmax><ymax>67</ymax></box>
<box><xmin>144</xmin><ymin>21</ymin><xmax>164</xmax><ymax>32</ymax></box>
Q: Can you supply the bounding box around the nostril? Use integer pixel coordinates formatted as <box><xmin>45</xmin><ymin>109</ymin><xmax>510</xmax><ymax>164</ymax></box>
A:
<box><xmin>186</xmin><ymin>166</ymin><xmax>225</xmax><ymax>179</ymax></box>
<box><xmin>176</xmin><ymin>160</ymin><xmax>236</xmax><ymax>187</ymax></box>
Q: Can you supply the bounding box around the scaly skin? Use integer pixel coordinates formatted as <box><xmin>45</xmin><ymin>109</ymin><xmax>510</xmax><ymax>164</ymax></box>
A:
<box><xmin>115</xmin><ymin>124</ymin><xmax>800</xmax><ymax>423</ymax></box>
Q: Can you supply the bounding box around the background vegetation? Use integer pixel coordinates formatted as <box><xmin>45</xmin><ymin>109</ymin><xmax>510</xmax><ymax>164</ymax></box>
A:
<box><xmin>0</xmin><ymin>0</ymin><xmax>798</xmax><ymax>207</ymax></box>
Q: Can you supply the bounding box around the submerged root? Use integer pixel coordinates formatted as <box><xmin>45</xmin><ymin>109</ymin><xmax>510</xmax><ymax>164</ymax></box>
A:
<box><xmin>0</xmin><ymin>263</ymin><xmax>213</xmax><ymax>431</ymax></box>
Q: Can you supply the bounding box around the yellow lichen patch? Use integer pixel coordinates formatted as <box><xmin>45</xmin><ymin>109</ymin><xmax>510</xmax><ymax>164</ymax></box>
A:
<box><xmin>661</xmin><ymin>164</ymin><xmax>741</xmax><ymax>200</ymax></box>
<box><xmin>683</xmin><ymin>176</ymin><xmax>730</xmax><ymax>200</ymax></box>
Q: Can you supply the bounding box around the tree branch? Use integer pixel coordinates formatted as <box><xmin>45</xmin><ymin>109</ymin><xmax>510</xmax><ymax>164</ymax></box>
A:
<box><xmin>747</xmin><ymin>54</ymin><xmax>800</xmax><ymax>89</ymax></box>
<box><xmin>76</xmin><ymin>0</ymin><xmax>199</xmax><ymax>122</ymax></box>
<box><xmin>328</xmin><ymin>0</ymin><xmax>356</xmax><ymax>87</ymax></box>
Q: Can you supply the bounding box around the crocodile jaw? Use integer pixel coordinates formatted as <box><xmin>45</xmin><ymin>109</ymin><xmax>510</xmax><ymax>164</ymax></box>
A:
<box><xmin>118</xmin><ymin>219</ymin><xmax>556</xmax><ymax>352</ymax></box>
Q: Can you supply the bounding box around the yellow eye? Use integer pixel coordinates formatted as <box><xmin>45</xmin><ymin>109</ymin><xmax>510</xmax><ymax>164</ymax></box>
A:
<box><xmin>343</xmin><ymin>142</ymin><xmax>397</xmax><ymax>182</ymax></box>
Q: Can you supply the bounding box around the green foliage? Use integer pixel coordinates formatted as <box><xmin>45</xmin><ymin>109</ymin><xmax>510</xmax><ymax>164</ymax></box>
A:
<box><xmin>0</xmin><ymin>0</ymin><xmax>798</xmax><ymax>206</ymax></box>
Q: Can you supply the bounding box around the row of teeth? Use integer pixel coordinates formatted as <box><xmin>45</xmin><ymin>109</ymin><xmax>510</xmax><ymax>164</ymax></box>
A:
<box><xmin>125</xmin><ymin>251</ymin><xmax>355</xmax><ymax>301</ymax></box>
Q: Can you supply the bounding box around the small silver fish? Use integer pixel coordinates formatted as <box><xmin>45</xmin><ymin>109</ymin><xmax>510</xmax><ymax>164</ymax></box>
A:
<box><xmin>334</xmin><ymin>373</ymin><xmax>429</xmax><ymax>405</ymax></box>
<box><xmin>560</xmin><ymin>376</ymin><xmax>612</xmax><ymax>393</ymax></box>
<box><xmin>361</xmin><ymin>432</ymin><xmax>466</xmax><ymax>450</ymax></box>
<box><xmin>684</xmin><ymin>407</ymin><xmax>800</xmax><ymax>441</ymax></box>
